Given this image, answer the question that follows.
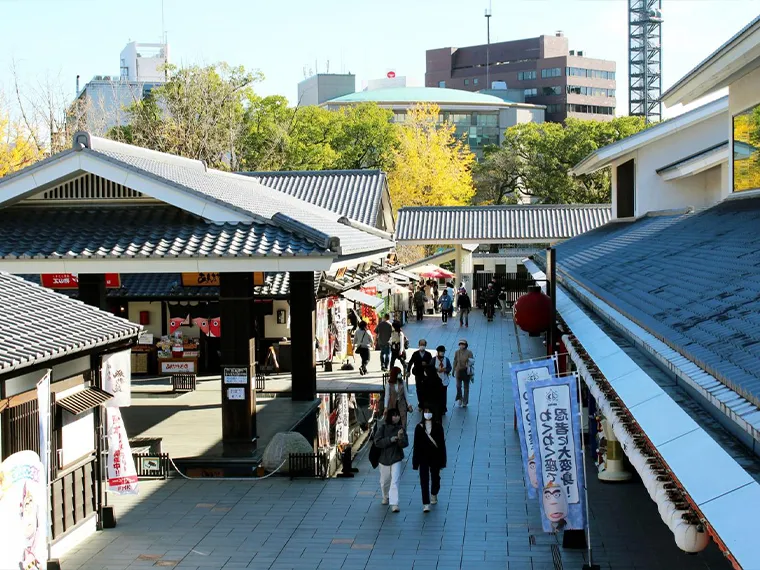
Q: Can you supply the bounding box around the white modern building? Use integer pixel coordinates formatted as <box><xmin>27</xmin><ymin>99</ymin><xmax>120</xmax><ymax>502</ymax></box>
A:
<box><xmin>73</xmin><ymin>41</ymin><xmax>169</xmax><ymax>133</ymax></box>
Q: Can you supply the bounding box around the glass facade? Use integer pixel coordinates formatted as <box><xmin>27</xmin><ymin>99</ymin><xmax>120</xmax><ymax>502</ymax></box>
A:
<box><xmin>518</xmin><ymin>70</ymin><xmax>537</xmax><ymax>81</ymax></box>
<box><xmin>438</xmin><ymin>80</ymin><xmax>446</xmax><ymax>88</ymax></box>
<box><xmin>733</xmin><ymin>103</ymin><xmax>760</xmax><ymax>192</ymax></box>
<box><xmin>567</xmin><ymin>85</ymin><xmax>615</xmax><ymax>97</ymax></box>
<box><xmin>524</xmin><ymin>88</ymin><xmax>538</xmax><ymax>98</ymax></box>
<box><xmin>541</xmin><ymin>67</ymin><xmax>562</xmax><ymax>78</ymax></box>
<box><xmin>567</xmin><ymin>104</ymin><xmax>615</xmax><ymax>116</ymax></box>
<box><xmin>566</xmin><ymin>67</ymin><xmax>616</xmax><ymax>80</ymax></box>
<box><xmin>389</xmin><ymin>111</ymin><xmax>501</xmax><ymax>155</ymax></box>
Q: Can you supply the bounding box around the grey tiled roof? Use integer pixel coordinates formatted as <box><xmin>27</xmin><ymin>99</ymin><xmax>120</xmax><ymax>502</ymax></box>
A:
<box><xmin>85</xmin><ymin>140</ymin><xmax>393</xmax><ymax>256</ymax></box>
<box><xmin>395</xmin><ymin>204</ymin><xmax>611</xmax><ymax>242</ymax></box>
<box><xmin>0</xmin><ymin>273</ymin><xmax>141</xmax><ymax>375</ymax></box>
<box><xmin>241</xmin><ymin>170</ymin><xmax>386</xmax><ymax>228</ymax></box>
<box><xmin>549</xmin><ymin>197</ymin><xmax>760</xmax><ymax>408</ymax></box>
<box><xmin>0</xmin><ymin>206</ymin><xmax>326</xmax><ymax>259</ymax></box>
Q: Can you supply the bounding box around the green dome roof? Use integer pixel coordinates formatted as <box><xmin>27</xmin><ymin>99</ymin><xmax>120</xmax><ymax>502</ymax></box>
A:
<box><xmin>327</xmin><ymin>87</ymin><xmax>512</xmax><ymax>106</ymax></box>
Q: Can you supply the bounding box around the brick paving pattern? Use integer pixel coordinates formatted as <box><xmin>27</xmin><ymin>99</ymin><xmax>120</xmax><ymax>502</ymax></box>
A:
<box><xmin>62</xmin><ymin>312</ymin><xmax>730</xmax><ymax>569</ymax></box>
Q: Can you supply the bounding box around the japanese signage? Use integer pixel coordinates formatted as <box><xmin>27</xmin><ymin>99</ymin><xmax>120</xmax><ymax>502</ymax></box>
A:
<box><xmin>160</xmin><ymin>360</ymin><xmax>196</xmax><ymax>374</ymax></box>
<box><xmin>0</xmin><ymin>451</ymin><xmax>48</xmax><ymax>570</ymax></box>
<box><xmin>223</xmin><ymin>367</ymin><xmax>248</xmax><ymax>385</ymax></box>
<box><xmin>526</xmin><ymin>374</ymin><xmax>586</xmax><ymax>533</ymax></box>
<box><xmin>182</xmin><ymin>272</ymin><xmax>220</xmax><ymax>286</ymax></box>
<box><xmin>106</xmin><ymin>408</ymin><xmax>139</xmax><ymax>495</ymax></box>
<box><xmin>40</xmin><ymin>273</ymin><xmax>120</xmax><ymax>289</ymax></box>
<box><xmin>318</xmin><ymin>394</ymin><xmax>331</xmax><ymax>449</ymax></box>
<box><xmin>102</xmin><ymin>350</ymin><xmax>132</xmax><ymax>408</ymax></box>
<box><xmin>226</xmin><ymin>387</ymin><xmax>245</xmax><ymax>401</ymax></box>
<box><xmin>335</xmin><ymin>394</ymin><xmax>350</xmax><ymax>445</ymax></box>
<box><xmin>316</xmin><ymin>299</ymin><xmax>330</xmax><ymax>362</ymax></box>
<box><xmin>510</xmin><ymin>356</ymin><xmax>557</xmax><ymax>499</ymax></box>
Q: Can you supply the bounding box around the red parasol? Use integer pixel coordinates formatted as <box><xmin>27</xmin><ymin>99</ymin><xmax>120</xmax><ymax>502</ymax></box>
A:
<box><xmin>420</xmin><ymin>268</ymin><xmax>455</xmax><ymax>279</ymax></box>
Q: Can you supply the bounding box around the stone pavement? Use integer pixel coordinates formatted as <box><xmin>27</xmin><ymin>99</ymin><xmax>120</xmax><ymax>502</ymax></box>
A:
<box><xmin>62</xmin><ymin>312</ymin><xmax>731</xmax><ymax>570</ymax></box>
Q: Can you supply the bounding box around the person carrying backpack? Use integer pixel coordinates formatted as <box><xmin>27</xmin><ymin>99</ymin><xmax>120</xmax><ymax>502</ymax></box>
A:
<box><xmin>352</xmin><ymin>320</ymin><xmax>374</xmax><ymax>376</ymax></box>
<box><xmin>438</xmin><ymin>289</ymin><xmax>453</xmax><ymax>325</ymax></box>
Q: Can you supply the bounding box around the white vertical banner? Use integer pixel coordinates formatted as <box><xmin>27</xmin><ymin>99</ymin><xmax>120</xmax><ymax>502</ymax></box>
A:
<box><xmin>335</xmin><ymin>394</ymin><xmax>350</xmax><ymax>445</ymax></box>
<box><xmin>35</xmin><ymin>370</ymin><xmax>51</xmax><ymax>559</ymax></box>
<box><xmin>105</xmin><ymin>408</ymin><xmax>139</xmax><ymax>495</ymax></box>
<box><xmin>102</xmin><ymin>350</ymin><xmax>132</xmax><ymax>408</ymax></box>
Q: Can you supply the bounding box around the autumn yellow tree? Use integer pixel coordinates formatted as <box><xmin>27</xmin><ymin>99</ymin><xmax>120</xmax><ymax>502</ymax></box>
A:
<box><xmin>0</xmin><ymin>114</ymin><xmax>42</xmax><ymax>178</ymax></box>
<box><xmin>388</xmin><ymin>104</ymin><xmax>475</xmax><ymax>212</ymax></box>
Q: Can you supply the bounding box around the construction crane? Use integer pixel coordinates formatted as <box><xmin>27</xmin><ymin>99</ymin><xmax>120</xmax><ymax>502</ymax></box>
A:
<box><xmin>629</xmin><ymin>0</ymin><xmax>663</xmax><ymax>123</ymax></box>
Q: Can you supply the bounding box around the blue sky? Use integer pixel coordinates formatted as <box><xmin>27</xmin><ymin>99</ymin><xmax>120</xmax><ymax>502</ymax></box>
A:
<box><xmin>1</xmin><ymin>0</ymin><xmax>759</xmax><ymax>118</ymax></box>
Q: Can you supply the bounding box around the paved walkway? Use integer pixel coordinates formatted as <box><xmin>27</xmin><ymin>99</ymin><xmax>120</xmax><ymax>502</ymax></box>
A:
<box><xmin>62</xmin><ymin>312</ymin><xmax>730</xmax><ymax>570</ymax></box>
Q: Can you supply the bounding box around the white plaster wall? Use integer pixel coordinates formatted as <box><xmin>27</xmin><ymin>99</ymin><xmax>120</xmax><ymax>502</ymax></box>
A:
<box><xmin>264</xmin><ymin>299</ymin><xmax>290</xmax><ymax>339</ymax></box>
<box><xmin>608</xmin><ymin>111</ymin><xmax>728</xmax><ymax>218</ymax></box>
<box><xmin>128</xmin><ymin>301</ymin><xmax>163</xmax><ymax>338</ymax></box>
<box><xmin>728</xmin><ymin>66</ymin><xmax>760</xmax><ymax>194</ymax></box>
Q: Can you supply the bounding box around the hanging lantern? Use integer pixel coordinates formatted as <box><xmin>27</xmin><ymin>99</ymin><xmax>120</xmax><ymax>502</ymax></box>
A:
<box><xmin>514</xmin><ymin>285</ymin><xmax>553</xmax><ymax>335</ymax></box>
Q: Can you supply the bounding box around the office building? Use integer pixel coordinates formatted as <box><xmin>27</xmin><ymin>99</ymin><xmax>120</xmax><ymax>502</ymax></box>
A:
<box><xmin>426</xmin><ymin>33</ymin><xmax>616</xmax><ymax>122</ymax></box>
<box><xmin>72</xmin><ymin>41</ymin><xmax>169</xmax><ymax>133</ymax></box>
<box><xmin>297</xmin><ymin>73</ymin><xmax>356</xmax><ymax>107</ymax></box>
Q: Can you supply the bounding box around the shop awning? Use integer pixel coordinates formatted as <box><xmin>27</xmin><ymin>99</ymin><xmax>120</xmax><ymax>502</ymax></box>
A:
<box><xmin>56</xmin><ymin>386</ymin><xmax>113</xmax><ymax>415</ymax></box>
<box><xmin>342</xmin><ymin>289</ymin><xmax>384</xmax><ymax>311</ymax></box>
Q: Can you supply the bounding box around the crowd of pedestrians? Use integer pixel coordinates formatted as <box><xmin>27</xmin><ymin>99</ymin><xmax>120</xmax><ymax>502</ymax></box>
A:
<box><xmin>370</xmin><ymin>311</ymin><xmax>476</xmax><ymax>513</ymax></box>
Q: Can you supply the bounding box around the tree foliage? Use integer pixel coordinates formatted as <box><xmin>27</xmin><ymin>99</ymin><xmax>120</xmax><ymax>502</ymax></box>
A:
<box><xmin>388</xmin><ymin>104</ymin><xmax>475</xmax><ymax>212</ymax></box>
<box><xmin>0</xmin><ymin>114</ymin><xmax>42</xmax><ymax>178</ymax></box>
<box><xmin>474</xmin><ymin>116</ymin><xmax>648</xmax><ymax>204</ymax></box>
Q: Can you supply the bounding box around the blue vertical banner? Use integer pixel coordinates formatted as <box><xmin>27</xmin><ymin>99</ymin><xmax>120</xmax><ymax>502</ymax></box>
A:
<box><xmin>526</xmin><ymin>374</ymin><xmax>587</xmax><ymax>533</ymax></box>
<box><xmin>510</xmin><ymin>357</ymin><xmax>557</xmax><ymax>499</ymax></box>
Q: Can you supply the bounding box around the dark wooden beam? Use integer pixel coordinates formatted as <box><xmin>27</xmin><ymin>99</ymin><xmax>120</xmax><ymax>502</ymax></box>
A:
<box><xmin>289</xmin><ymin>272</ymin><xmax>317</xmax><ymax>401</ymax></box>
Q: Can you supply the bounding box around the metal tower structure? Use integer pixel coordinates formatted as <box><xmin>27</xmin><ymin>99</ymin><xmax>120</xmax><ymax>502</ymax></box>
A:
<box><xmin>629</xmin><ymin>0</ymin><xmax>663</xmax><ymax>123</ymax></box>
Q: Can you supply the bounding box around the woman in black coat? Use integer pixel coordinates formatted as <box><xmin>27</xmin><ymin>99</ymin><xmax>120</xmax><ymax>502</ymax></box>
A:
<box><xmin>412</xmin><ymin>407</ymin><xmax>447</xmax><ymax>512</ymax></box>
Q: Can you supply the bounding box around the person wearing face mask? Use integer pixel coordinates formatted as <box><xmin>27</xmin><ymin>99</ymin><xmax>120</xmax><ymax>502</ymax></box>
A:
<box><xmin>385</xmin><ymin>366</ymin><xmax>412</xmax><ymax>428</ymax></box>
<box><xmin>412</xmin><ymin>407</ymin><xmax>447</xmax><ymax>512</ymax></box>
<box><xmin>374</xmin><ymin>407</ymin><xmax>409</xmax><ymax>512</ymax></box>
<box><xmin>434</xmin><ymin>345</ymin><xmax>452</xmax><ymax>415</ymax></box>
<box><xmin>453</xmin><ymin>339</ymin><xmax>475</xmax><ymax>408</ymax></box>
<box><xmin>407</xmin><ymin>339</ymin><xmax>433</xmax><ymax>411</ymax></box>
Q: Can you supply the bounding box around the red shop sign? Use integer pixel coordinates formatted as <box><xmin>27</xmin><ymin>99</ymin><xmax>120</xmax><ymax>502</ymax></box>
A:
<box><xmin>40</xmin><ymin>273</ymin><xmax>121</xmax><ymax>289</ymax></box>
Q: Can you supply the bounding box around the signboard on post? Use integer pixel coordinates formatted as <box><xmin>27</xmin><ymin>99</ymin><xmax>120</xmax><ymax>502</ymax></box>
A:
<box><xmin>526</xmin><ymin>374</ymin><xmax>586</xmax><ymax>533</ymax></box>
<box><xmin>223</xmin><ymin>367</ymin><xmax>248</xmax><ymax>385</ymax></box>
<box><xmin>335</xmin><ymin>394</ymin><xmax>350</xmax><ymax>445</ymax></box>
<box><xmin>510</xmin><ymin>356</ymin><xmax>557</xmax><ymax>498</ymax></box>
<box><xmin>227</xmin><ymin>387</ymin><xmax>245</xmax><ymax>400</ymax></box>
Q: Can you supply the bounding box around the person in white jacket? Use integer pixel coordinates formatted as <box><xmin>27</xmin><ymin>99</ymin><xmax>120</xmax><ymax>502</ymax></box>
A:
<box><xmin>353</xmin><ymin>321</ymin><xmax>374</xmax><ymax>376</ymax></box>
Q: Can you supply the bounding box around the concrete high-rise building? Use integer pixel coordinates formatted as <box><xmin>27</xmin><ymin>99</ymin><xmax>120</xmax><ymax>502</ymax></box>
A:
<box><xmin>73</xmin><ymin>41</ymin><xmax>169</xmax><ymax>133</ymax></box>
<box><xmin>426</xmin><ymin>33</ymin><xmax>616</xmax><ymax>123</ymax></box>
<box><xmin>297</xmin><ymin>74</ymin><xmax>355</xmax><ymax>107</ymax></box>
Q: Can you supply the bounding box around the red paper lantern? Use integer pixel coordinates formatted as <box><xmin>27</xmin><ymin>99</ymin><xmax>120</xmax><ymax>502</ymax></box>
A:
<box><xmin>139</xmin><ymin>311</ymin><xmax>151</xmax><ymax>325</ymax></box>
<box><xmin>514</xmin><ymin>286</ymin><xmax>553</xmax><ymax>335</ymax></box>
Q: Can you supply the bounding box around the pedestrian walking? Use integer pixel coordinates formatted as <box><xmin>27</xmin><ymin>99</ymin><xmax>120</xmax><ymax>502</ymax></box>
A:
<box><xmin>422</xmin><ymin>361</ymin><xmax>445</xmax><ymax>420</ymax></box>
<box><xmin>385</xmin><ymin>366</ymin><xmax>412</xmax><ymax>428</ymax></box>
<box><xmin>439</xmin><ymin>289</ymin><xmax>453</xmax><ymax>324</ymax></box>
<box><xmin>374</xmin><ymin>408</ymin><xmax>409</xmax><ymax>512</ymax></box>
<box><xmin>434</xmin><ymin>345</ymin><xmax>452</xmax><ymax>414</ymax></box>
<box><xmin>453</xmin><ymin>339</ymin><xmax>475</xmax><ymax>408</ymax></box>
<box><xmin>413</xmin><ymin>286</ymin><xmax>427</xmax><ymax>321</ymax></box>
<box><xmin>457</xmin><ymin>287</ymin><xmax>472</xmax><ymax>327</ymax></box>
<box><xmin>485</xmin><ymin>283</ymin><xmax>499</xmax><ymax>322</ymax></box>
<box><xmin>353</xmin><ymin>321</ymin><xmax>374</xmax><ymax>376</ymax></box>
<box><xmin>432</xmin><ymin>281</ymin><xmax>439</xmax><ymax>313</ymax></box>
<box><xmin>413</xmin><ymin>408</ymin><xmax>447</xmax><ymax>512</ymax></box>
<box><xmin>407</xmin><ymin>339</ymin><xmax>433</xmax><ymax>410</ymax></box>
<box><xmin>389</xmin><ymin>320</ymin><xmax>408</xmax><ymax>371</ymax></box>
<box><xmin>376</xmin><ymin>314</ymin><xmax>393</xmax><ymax>371</ymax></box>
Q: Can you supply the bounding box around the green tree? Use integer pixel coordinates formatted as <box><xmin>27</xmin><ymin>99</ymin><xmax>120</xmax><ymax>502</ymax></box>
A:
<box><xmin>388</xmin><ymin>103</ymin><xmax>475</xmax><ymax>212</ymax></box>
<box><xmin>330</xmin><ymin>103</ymin><xmax>398</xmax><ymax>170</ymax></box>
<box><xmin>472</xmin><ymin>144</ymin><xmax>522</xmax><ymax>205</ymax></box>
<box><xmin>488</xmin><ymin>116</ymin><xmax>648</xmax><ymax>204</ymax></box>
<box><xmin>110</xmin><ymin>63</ymin><xmax>261</xmax><ymax>169</ymax></box>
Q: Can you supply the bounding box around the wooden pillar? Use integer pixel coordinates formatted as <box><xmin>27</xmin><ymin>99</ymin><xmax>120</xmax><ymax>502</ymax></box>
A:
<box><xmin>78</xmin><ymin>274</ymin><xmax>107</xmax><ymax>310</ymax></box>
<box><xmin>219</xmin><ymin>273</ymin><xmax>257</xmax><ymax>453</ymax></box>
<box><xmin>546</xmin><ymin>247</ymin><xmax>557</xmax><ymax>358</ymax></box>
<box><xmin>290</xmin><ymin>271</ymin><xmax>317</xmax><ymax>401</ymax></box>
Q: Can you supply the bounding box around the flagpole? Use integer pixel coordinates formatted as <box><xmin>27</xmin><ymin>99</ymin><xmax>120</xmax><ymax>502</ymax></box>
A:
<box><xmin>575</xmin><ymin>371</ymin><xmax>597</xmax><ymax>570</ymax></box>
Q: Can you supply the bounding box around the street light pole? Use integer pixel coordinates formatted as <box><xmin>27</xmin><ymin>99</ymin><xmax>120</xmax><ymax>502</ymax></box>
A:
<box><xmin>485</xmin><ymin>3</ymin><xmax>492</xmax><ymax>89</ymax></box>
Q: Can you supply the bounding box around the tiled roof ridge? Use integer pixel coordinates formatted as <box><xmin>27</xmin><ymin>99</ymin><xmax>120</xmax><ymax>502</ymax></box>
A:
<box><xmin>397</xmin><ymin>203</ymin><xmax>611</xmax><ymax>211</ymax></box>
<box><xmin>83</xmin><ymin>133</ymin><xmax>207</xmax><ymax>172</ymax></box>
<box><xmin>242</xmin><ymin>169</ymin><xmax>384</xmax><ymax>177</ymax></box>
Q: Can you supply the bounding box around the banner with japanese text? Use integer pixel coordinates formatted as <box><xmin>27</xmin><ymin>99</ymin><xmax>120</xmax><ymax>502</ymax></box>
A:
<box><xmin>317</xmin><ymin>394</ymin><xmax>331</xmax><ymax>449</ymax></box>
<box><xmin>510</xmin><ymin>356</ymin><xmax>557</xmax><ymax>499</ymax></box>
<box><xmin>526</xmin><ymin>374</ymin><xmax>586</xmax><ymax>533</ymax></box>
<box><xmin>335</xmin><ymin>394</ymin><xmax>350</xmax><ymax>446</ymax></box>
<box><xmin>106</xmin><ymin>408</ymin><xmax>139</xmax><ymax>495</ymax></box>
<box><xmin>102</xmin><ymin>350</ymin><xmax>132</xmax><ymax>407</ymax></box>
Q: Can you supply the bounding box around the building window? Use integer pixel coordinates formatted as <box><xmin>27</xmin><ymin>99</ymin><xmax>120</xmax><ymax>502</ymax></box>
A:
<box><xmin>567</xmin><ymin>104</ymin><xmax>615</xmax><ymax>115</ymax></box>
<box><xmin>567</xmin><ymin>85</ymin><xmax>616</xmax><ymax>97</ymax></box>
<box><xmin>733</xmin><ymin>102</ymin><xmax>760</xmax><ymax>192</ymax></box>
<box><xmin>464</xmin><ymin>79</ymin><xmax>469</xmax><ymax>85</ymax></box>
<box><xmin>477</xmin><ymin>114</ymin><xmax>498</xmax><ymax>127</ymax></box>
<box><xmin>546</xmin><ymin>104</ymin><xmax>563</xmax><ymax>114</ymax></box>
<box><xmin>524</xmin><ymin>88</ymin><xmax>538</xmax><ymax>98</ymax></box>
<box><xmin>542</xmin><ymin>86</ymin><xmax>562</xmax><ymax>96</ymax></box>
<box><xmin>566</xmin><ymin>67</ymin><xmax>615</xmax><ymax>80</ymax></box>
<box><xmin>518</xmin><ymin>70</ymin><xmax>537</xmax><ymax>81</ymax></box>
<box><xmin>541</xmin><ymin>68</ymin><xmax>562</xmax><ymax>79</ymax></box>
<box><xmin>473</xmin><ymin>78</ymin><xmax>479</xmax><ymax>85</ymax></box>
<box><xmin>438</xmin><ymin>81</ymin><xmax>446</xmax><ymax>88</ymax></box>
